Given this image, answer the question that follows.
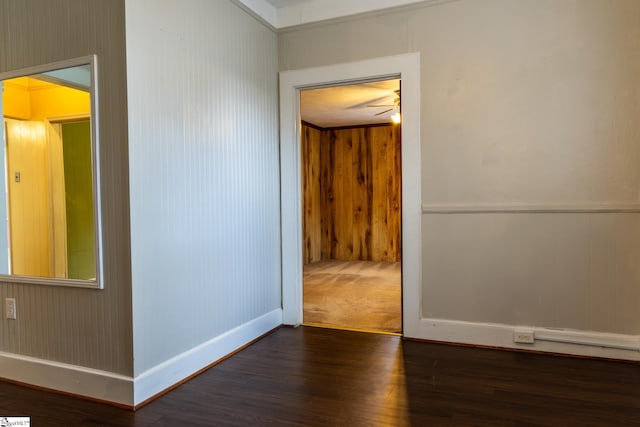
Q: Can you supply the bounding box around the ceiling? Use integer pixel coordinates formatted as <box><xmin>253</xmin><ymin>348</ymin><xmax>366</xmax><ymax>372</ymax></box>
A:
<box><xmin>238</xmin><ymin>0</ymin><xmax>427</xmax><ymax>29</ymax></box>
<box><xmin>300</xmin><ymin>79</ymin><xmax>400</xmax><ymax>128</ymax></box>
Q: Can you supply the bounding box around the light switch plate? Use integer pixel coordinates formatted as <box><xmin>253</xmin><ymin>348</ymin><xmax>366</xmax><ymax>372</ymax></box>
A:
<box><xmin>5</xmin><ymin>298</ymin><xmax>16</xmax><ymax>319</ymax></box>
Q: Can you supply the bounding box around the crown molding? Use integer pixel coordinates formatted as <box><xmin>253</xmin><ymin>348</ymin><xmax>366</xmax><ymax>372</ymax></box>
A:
<box><xmin>235</xmin><ymin>0</ymin><xmax>438</xmax><ymax>30</ymax></box>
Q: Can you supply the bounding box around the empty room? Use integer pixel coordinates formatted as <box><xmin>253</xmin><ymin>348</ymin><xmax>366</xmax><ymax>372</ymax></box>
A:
<box><xmin>0</xmin><ymin>0</ymin><xmax>639</xmax><ymax>425</ymax></box>
<box><xmin>300</xmin><ymin>80</ymin><xmax>403</xmax><ymax>334</ymax></box>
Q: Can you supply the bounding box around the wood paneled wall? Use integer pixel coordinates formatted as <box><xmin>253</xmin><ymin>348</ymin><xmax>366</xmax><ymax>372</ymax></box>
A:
<box><xmin>302</xmin><ymin>125</ymin><xmax>323</xmax><ymax>263</ymax></box>
<box><xmin>302</xmin><ymin>123</ymin><xmax>401</xmax><ymax>263</ymax></box>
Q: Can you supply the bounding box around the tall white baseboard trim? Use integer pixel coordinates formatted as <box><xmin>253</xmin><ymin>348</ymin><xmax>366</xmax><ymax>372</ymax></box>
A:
<box><xmin>0</xmin><ymin>351</ymin><xmax>133</xmax><ymax>406</ymax></box>
<box><xmin>0</xmin><ymin>309</ymin><xmax>282</xmax><ymax>407</ymax></box>
<box><xmin>412</xmin><ymin>318</ymin><xmax>640</xmax><ymax>361</ymax></box>
<box><xmin>133</xmin><ymin>308</ymin><xmax>283</xmax><ymax>406</ymax></box>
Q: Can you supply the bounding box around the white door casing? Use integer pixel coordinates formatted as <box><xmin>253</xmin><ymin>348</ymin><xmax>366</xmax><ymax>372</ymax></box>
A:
<box><xmin>279</xmin><ymin>53</ymin><xmax>422</xmax><ymax>337</ymax></box>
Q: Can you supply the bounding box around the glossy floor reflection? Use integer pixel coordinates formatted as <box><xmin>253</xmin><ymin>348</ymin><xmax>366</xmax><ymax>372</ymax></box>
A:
<box><xmin>0</xmin><ymin>326</ymin><xmax>639</xmax><ymax>426</ymax></box>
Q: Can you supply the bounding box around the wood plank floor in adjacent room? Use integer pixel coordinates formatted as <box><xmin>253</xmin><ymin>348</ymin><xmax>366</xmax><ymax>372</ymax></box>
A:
<box><xmin>303</xmin><ymin>260</ymin><xmax>401</xmax><ymax>333</ymax></box>
<box><xmin>1</xmin><ymin>326</ymin><xmax>639</xmax><ymax>426</ymax></box>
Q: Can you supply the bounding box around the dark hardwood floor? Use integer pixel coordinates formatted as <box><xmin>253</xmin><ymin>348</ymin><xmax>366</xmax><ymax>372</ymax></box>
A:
<box><xmin>1</xmin><ymin>326</ymin><xmax>639</xmax><ymax>426</ymax></box>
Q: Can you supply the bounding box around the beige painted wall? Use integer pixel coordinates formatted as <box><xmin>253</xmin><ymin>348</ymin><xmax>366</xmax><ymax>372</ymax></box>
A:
<box><xmin>280</xmin><ymin>0</ymin><xmax>640</xmax><ymax>335</ymax></box>
<box><xmin>0</xmin><ymin>0</ymin><xmax>132</xmax><ymax>375</ymax></box>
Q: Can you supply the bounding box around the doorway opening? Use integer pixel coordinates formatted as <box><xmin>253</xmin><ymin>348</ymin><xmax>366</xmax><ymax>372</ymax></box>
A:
<box><xmin>300</xmin><ymin>79</ymin><xmax>402</xmax><ymax>334</ymax></box>
<box><xmin>279</xmin><ymin>53</ymin><xmax>421</xmax><ymax>338</ymax></box>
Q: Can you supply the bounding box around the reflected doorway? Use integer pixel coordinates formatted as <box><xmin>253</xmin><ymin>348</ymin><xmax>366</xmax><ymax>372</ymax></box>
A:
<box><xmin>4</xmin><ymin>117</ymin><xmax>95</xmax><ymax>279</ymax></box>
<box><xmin>300</xmin><ymin>79</ymin><xmax>402</xmax><ymax>334</ymax></box>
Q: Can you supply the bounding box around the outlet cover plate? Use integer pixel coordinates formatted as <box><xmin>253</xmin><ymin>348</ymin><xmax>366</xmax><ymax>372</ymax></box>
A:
<box><xmin>514</xmin><ymin>329</ymin><xmax>534</xmax><ymax>344</ymax></box>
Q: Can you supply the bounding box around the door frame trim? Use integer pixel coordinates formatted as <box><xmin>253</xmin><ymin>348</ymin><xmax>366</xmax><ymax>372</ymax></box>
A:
<box><xmin>279</xmin><ymin>53</ymin><xmax>422</xmax><ymax>337</ymax></box>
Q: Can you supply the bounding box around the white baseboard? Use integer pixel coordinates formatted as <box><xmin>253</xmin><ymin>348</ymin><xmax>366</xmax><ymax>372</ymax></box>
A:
<box><xmin>4</xmin><ymin>312</ymin><xmax>632</xmax><ymax>407</ymax></box>
<box><xmin>0</xmin><ymin>308</ymin><xmax>282</xmax><ymax>407</ymax></box>
<box><xmin>0</xmin><ymin>351</ymin><xmax>133</xmax><ymax>406</ymax></box>
<box><xmin>411</xmin><ymin>318</ymin><xmax>640</xmax><ymax>361</ymax></box>
<box><xmin>133</xmin><ymin>308</ymin><xmax>282</xmax><ymax>406</ymax></box>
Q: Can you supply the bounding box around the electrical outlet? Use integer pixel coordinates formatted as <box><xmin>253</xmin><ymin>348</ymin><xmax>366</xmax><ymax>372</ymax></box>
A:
<box><xmin>513</xmin><ymin>329</ymin><xmax>534</xmax><ymax>344</ymax></box>
<box><xmin>5</xmin><ymin>298</ymin><xmax>16</xmax><ymax>320</ymax></box>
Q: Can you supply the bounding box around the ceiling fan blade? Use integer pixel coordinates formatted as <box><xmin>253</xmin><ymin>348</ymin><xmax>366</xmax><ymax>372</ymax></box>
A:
<box><xmin>346</xmin><ymin>95</ymin><xmax>392</xmax><ymax>109</ymax></box>
<box><xmin>374</xmin><ymin>108</ymin><xmax>393</xmax><ymax>116</ymax></box>
<box><xmin>368</xmin><ymin>104</ymin><xmax>395</xmax><ymax>108</ymax></box>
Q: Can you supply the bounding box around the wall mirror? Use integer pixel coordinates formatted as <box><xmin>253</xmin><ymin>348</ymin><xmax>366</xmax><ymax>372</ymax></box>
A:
<box><xmin>0</xmin><ymin>55</ymin><xmax>102</xmax><ymax>288</ymax></box>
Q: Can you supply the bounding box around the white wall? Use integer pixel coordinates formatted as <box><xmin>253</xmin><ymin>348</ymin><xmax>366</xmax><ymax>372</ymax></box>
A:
<box><xmin>126</xmin><ymin>0</ymin><xmax>282</xmax><ymax>402</ymax></box>
<box><xmin>279</xmin><ymin>0</ymin><xmax>640</xmax><ymax>358</ymax></box>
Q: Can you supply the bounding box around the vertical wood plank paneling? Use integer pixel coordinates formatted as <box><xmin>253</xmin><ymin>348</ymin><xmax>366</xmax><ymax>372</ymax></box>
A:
<box><xmin>302</xmin><ymin>123</ymin><xmax>401</xmax><ymax>263</ymax></box>
<box><xmin>301</xmin><ymin>125</ymin><xmax>321</xmax><ymax>263</ymax></box>
<box><xmin>371</xmin><ymin>127</ymin><xmax>389</xmax><ymax>261</ymax></box>
<box><xmin>352</xmin><ymin>128</ymin><xmax>370</xmax><ymax>260</ymax></box>
<box><xmin>378</xmin><ymin>125</ymin><xmax>401</xmax><ymax>260</ymax></box>
<box><xmin>127</xmin><ymin>0</ymin><xmax>280</xmax><ymax>374</ymax></box>
<box><xmin>333</xmin><ymin>129</ymin><xmax>354</xmax><ymax>259</ymax></box>
<box><xmin>320</xmin><ymin>129</ymin><xmax>333</xmax><ymax>260</ymax></box>
<box><xmin>389</xmin><ymin>125</ymin><xmax>402</xmax><ymax>259</ymax></box>
<box><xmin>0</xmin><ymin>0</ymin><xmax>132</xmax><ymax>376</ymax></box>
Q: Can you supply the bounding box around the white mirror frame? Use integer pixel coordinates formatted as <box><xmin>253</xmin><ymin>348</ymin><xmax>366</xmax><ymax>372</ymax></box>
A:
<box><xmin>0</xmin><ymin>55</ymin><xmax>103</xmax><ymax>289</ymax></box>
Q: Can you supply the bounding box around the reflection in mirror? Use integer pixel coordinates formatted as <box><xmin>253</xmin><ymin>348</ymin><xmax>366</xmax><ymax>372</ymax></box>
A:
<box><xmin>0</xmin><ymin>56</ymin><xmax>100</xmax><ymax>287</ymax></box>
